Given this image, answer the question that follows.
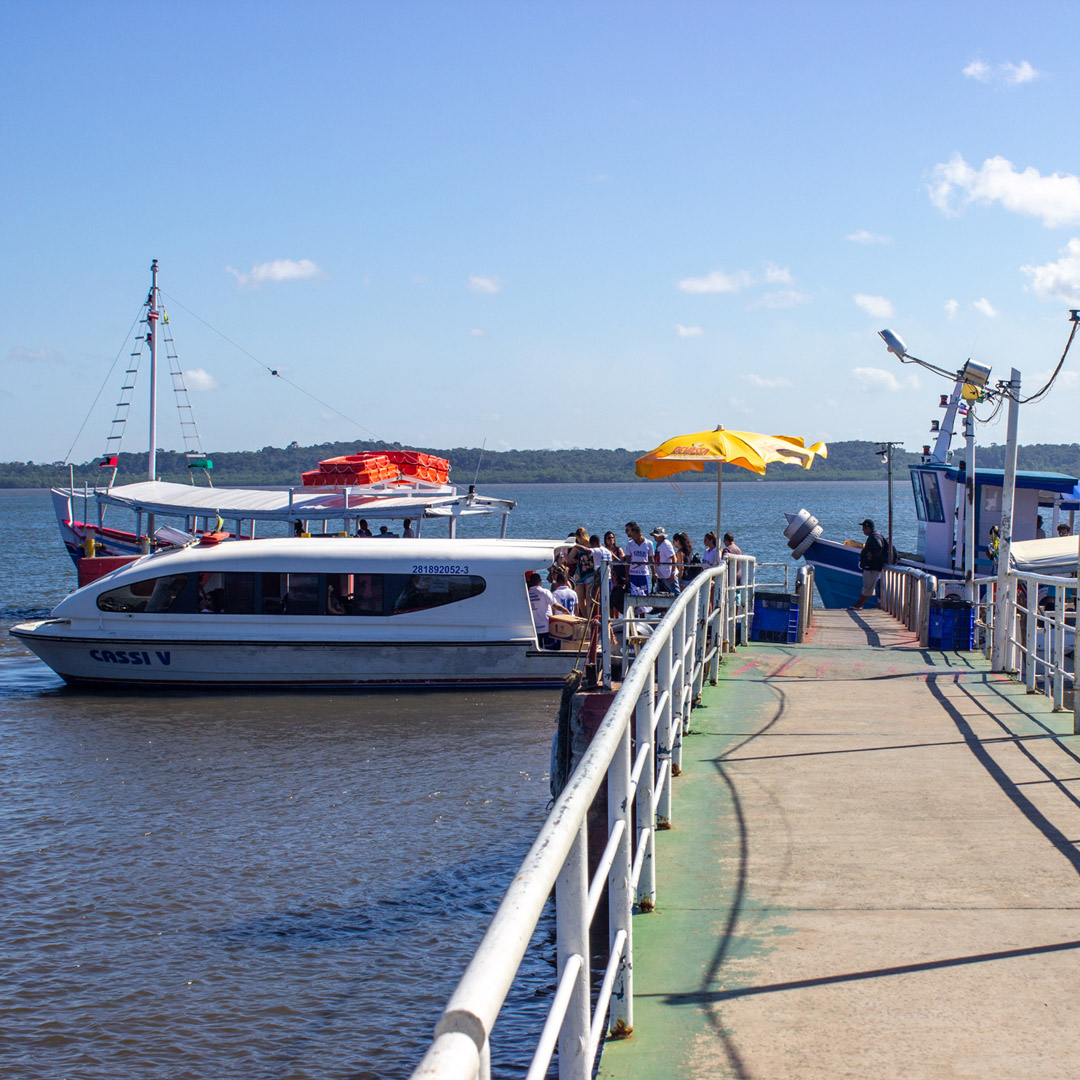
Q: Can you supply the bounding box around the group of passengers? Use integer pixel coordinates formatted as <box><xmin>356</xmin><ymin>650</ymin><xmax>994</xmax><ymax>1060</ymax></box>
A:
<box><xmin>354</xmin><ymin>518</ymin><xmax>417</xmax><ymax>538</ymax></box>
<box><xmin>528</xmin><ymin>521</ymin><xmax>744</xmax><ymax>650</ymax></box>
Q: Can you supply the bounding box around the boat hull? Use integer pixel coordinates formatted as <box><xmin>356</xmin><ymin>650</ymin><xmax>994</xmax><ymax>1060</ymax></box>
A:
<box><xmin>799</xmin><ymin>537</ymin><xmax>879</xmax><ymax>609</ymax></box>
<box><xmin>9</xmin><ymin>625</ymin><xmax>580</xmax><ymax>689</ymax></box>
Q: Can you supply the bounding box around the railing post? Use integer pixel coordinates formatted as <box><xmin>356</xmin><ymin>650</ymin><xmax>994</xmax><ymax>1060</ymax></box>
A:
<box><xmin>607</xmin><ymin>716</ymin><xmax>633</xmax><ymax>1036</ymax></box>
<box><xmin>709</xmin><ymin>574</ymin><xmax>722</xmax><ymax>683</ymax></box>
<box><xmin>600</xmin><ymin>562</ymin><xmax>612</xmax><ymax>690</ymax></box>
<box><xmin>657</xmin><ymin>631</ymin><xmax>674</xmax><ymax>827</ymax></box>
<box><xmin>692</xmin><ymin>585</ymin><xmax>707</xmax><ymax>704</ymax></box>
<box><xmin>1053</xmin><ymin>585</ymin><xmax>1065</xmax><ymax>709</ymax></box>
<box><xmin>556</xmin><ymin>821</ymin><xmax>590</xmax><ymax>1080</ymax></box>
<box><xmin>634</xmin><ymin>670</ymin><xmax>656</xmax><ymax>908</ymax></box>
<box><xmin>1025</xmin><ymin>587</ymin><xmax>1038</xmax><ymax>692</ymax></box>
<box><xmin>670</xmin><ymin>609</ymin><xmax>686</xmax><ymax>778</ymax></box>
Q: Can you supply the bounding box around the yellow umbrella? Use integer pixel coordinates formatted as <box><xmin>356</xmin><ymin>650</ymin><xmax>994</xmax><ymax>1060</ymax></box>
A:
<box><xmin>635</xmin><ymin>426</ymin><xmax>828</xmax><ymax>537</ymax></box>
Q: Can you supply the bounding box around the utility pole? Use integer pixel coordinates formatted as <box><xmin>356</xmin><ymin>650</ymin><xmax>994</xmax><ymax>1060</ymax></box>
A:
<box><xmin>876</xmin><ymin>442</ymin><xmax>903</xmax><ymax>561</ymax></box>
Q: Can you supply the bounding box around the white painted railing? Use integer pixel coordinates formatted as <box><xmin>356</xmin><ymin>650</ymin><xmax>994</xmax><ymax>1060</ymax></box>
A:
<box><xmin>410</xmin><ymin>562</ymin><xmax>746</xmax><ymax>1080</ymax></box>
<box><xmin>880</xmin><ymin>565</ymin><xmax>938</xmax><ymax>645</ymax></box>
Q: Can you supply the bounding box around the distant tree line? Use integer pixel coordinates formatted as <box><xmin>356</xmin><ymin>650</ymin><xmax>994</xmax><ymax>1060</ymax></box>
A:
<box><xmin>4</xmin><ymin>439</ymin><xmax>1080</xmax><ymax>488</ymax></box>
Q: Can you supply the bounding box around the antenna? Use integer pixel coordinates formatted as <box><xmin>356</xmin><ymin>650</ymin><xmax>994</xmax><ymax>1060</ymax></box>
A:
<box><xmin>473</xmin><ymin>438</ymin><xmax>486</xmax><ymax>486</ymax></box>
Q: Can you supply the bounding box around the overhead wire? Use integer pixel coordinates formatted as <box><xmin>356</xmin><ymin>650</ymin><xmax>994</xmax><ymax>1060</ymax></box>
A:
<box><xmin>161</xmin><ymin>290</ymin><xmax>383</xmax><ymax>443</ymax></box>
<box><xmin>1000</xmin><ymin>318</ymin><xmax>1079</xmax><ymax>405</ymax></box>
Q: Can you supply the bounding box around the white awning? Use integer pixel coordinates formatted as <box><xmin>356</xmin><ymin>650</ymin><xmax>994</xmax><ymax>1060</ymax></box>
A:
<box><xmin>56</xmin><ymin>481</ymin><xmax>515</xmax><ymax>522</ymax></box>
<box><xmin>1008</xmin><ymin>536</ymin><xmax>1080</xmax><ymax>575</ymax></box>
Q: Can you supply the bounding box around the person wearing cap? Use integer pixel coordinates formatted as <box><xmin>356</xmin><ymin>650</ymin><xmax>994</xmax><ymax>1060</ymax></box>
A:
<box><xmin>650</xmin><ymin>526</ymin><xmax>679</xmax><ymax>594</ymax></box>
<box><xmin>852</xmin><ymin>518</ymin><xmax>888</xmax><ymax>609</ymax></box>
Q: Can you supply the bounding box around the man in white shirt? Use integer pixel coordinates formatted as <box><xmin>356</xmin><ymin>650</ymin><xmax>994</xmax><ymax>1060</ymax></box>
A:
<box><xmin>552</xmin><ymin>570</ymin><xmax>578</xmax><ymax>615</ymax></box>
<box><xmin>651</xmin><ymin>527</ymin><xmax>679</xmax><ymax>595</ymax></box>
<box><xmin>402</xmin><ymin>518</ymin><xmax>416</xmax><ymax>538</ymax></box>
<box><xmin>623</xmin><ymin>521</ymin><xmax>654</xmax><ymax>595</ymax></box>
<box><xmin>528</xmin><ymin>571</ymin><xmax>570</xmax><ymax>650</ymax></box>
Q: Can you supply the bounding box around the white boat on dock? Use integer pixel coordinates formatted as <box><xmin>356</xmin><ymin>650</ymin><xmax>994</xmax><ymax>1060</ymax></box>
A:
<box><xmin>11</xmin><ymin>537</ymin><xmax>582</xmax><ymax>688</ymax></box>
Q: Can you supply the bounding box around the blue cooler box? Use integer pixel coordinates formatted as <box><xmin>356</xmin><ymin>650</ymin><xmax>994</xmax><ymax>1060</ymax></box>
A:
<box><xmin>928</xmin><ymin>598</ymin><xmax>974</xmax><ymax>650</ymax></box>
<box><xmin>751</xmin><ymin>592</ymin><xmax>800</xmax><ymax>644</ymax></box>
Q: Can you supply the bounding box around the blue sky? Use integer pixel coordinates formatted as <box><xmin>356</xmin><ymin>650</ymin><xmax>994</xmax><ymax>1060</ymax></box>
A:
<box><xmin>3</xmin><ymin>1</ymin><xmax>1080</xmax><ymax>465</ymax></box>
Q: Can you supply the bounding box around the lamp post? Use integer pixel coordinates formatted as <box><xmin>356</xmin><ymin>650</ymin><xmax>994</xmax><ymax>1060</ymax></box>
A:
<box><xmin>875</xmin><ymin>442</ymin><xmax>902</xmax><ymax>563</ymax></box>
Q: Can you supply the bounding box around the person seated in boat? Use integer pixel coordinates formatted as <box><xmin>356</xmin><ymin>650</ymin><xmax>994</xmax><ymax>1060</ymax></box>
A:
<box><xmin>528</xmin><ymin>571</ymin><xmax>571</xmax><ymax>650</ymax></box>
<box><xmin>1058</xmin><ymin>523</ymin><xmax>1072</xmax><ymax>537</ymax></box>
<box><xmin>356</xmin><ymin>519</ymin><xmax>373</xmax><ymax>537</ymax></box>
<box><xmin>377</xmin><ymin>525</ymin><xmax>397</xmax><ymax>538</ymax></box>
<box><xmin>402</xmin><ymin>518</ymin><xmax>416</xmax><ymax>538</ymax></box>
<box><xmin>552</xmin><ymin>569</ymin><xmax>577</xmax><ymax>615</ymax></box>
<box><xmin>1037</xmin><ymin>516</ymin><xmax>1047</xmax><ymax>539</ymax></box>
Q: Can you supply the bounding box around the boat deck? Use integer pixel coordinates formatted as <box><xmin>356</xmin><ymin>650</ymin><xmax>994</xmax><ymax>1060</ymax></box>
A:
<box><xmin>598</xmin><ymin>608</ymin><xmax>1080</xmax><ymax>1079</ymax></box>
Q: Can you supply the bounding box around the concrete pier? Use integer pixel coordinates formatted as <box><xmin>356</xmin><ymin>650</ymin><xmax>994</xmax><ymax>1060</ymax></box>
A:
<box><xmin>599</xmin><ymin>609</ymin><xmax>1080</xmax><ymax>1079</ymax></box>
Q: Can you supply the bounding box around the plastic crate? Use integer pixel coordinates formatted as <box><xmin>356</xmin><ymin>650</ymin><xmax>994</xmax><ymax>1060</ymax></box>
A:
<box><xmin>751</xmin><ymin>591</ymin><xmax>800</xmax><ymax>644</ymax></box>
<box><xmin>928</xmin><ymin>598</ymin><xmax>974</xmax><ymax>650</ymax></box>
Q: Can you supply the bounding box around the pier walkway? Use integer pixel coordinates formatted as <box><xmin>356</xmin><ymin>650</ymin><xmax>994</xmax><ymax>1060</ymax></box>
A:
<box><xmin>598</xmin><ymin>609</ymin><xmax>1080</xmax><ymax>1080</ymax></box>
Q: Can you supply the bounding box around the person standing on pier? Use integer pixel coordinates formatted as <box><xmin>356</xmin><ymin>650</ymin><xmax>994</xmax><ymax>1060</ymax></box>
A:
<box><xmin>651</xmin><ymin>527</ymin><xmax>679</xmax><ymax>594</ymax></box>
<box><xmin>852</xmin><ymin>518</ymin><xmax>888</xmax><ymax>609</ymax></box>
<box><xmin>624</xmin><ymin>521</ymin><xmax>654</xmax><ymax>595</ymax></box>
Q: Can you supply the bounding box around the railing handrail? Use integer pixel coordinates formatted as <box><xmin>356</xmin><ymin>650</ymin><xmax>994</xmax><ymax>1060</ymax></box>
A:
<box><xmin>411</xmin><ymin>562</ymin><xmax>742</xmax><ymax>1080</ymax></box>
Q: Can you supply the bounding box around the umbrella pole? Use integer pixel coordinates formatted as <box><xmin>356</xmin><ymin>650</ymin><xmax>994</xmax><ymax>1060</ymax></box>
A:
<box><xmin>716</xmin><ymin>462</ymin><xmax>722</xmax><ymax>539</ymax></box>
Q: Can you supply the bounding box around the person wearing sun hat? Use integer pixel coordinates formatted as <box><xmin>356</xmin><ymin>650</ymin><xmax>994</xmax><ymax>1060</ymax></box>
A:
<box><xmin>651</xmin><ymin>526</ymin><xmax>679</xmax><ymax>595</ymax></box>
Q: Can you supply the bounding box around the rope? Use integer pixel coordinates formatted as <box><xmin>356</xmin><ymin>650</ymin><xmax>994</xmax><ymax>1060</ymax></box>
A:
<box><xmin>62</xmin><ymin>304</ymin><xmax>145</xmax><ymax>465</ymax></box>
<box><xmin>160</xmin><ymin>290</ymin><xmax>383</xmax><ymax>442</ymax></box>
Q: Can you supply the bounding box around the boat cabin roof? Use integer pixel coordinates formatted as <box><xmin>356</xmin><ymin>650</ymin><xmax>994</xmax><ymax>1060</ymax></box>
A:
<box><xmin>58</xmin><ymin>480</ymin><xmax>516</xmax><ymax>522</ymax></box>
<box><xmin>919</xmin><ymin>465</ymin><xmax>1080</xmax><ymax>495</ymax></box>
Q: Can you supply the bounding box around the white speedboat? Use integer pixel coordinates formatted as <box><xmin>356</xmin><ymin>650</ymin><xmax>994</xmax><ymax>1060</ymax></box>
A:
<box><xmin>11</xmin><ymin>537</ymin><xmax>582</xmax><ymax>689</ymax></box>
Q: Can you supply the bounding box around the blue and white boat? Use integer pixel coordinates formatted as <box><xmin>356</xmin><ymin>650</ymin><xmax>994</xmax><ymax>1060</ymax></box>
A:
<box><xmin>785</xmin><ymin>371</ymin><xmax>1079</xmax><ymax>608</ymax></box>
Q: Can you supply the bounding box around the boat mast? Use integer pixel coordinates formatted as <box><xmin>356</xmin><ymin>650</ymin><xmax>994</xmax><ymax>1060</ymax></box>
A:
<box><xmin>147</xmin><ymin>259</ymin><xmax>159</xmax><ymax>482</ymax></box>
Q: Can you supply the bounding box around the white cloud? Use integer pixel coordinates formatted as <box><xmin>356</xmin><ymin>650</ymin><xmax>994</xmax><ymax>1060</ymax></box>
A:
<box><xmin>752</xmin><ymin>289</ymin><xmax>811</xmax><ymax>309</ymax></box>
<box><xmin>727</xmin><ymin>396</ymin><xmax>753</xmax><ymax>415</ymax></box>
<box><xmin>963</xmin><ymin>58</ymin><xmax>1039</xmax><ymax>86</ymax></box>
<box><xmin>847</xmin><ymin>229</ymin><xmax>892</xmax><ymax>245</ymax></box>
<box><xmin>764</xmin><ymin>263</ymin><xmax>792</xmax><ymax>284</ymax></box>
<box><xmin>743</xmin><ymin>374</ymin><xmax>793</xmax><ymax>389</ymax></box>
<box><xmin>8</xmin><ymin>346</ymin><xmax>62</xmax><ymax>364</ymax></box>
<box><xmin>184</xmin><ymin>367</ymin><xmax>219</xmax><ymax>391</ymax></box>
<box><xmin>928</xmin><ymin>154</ymin><xmax>1080</xmax><ymax>227</ymax></box>
<box><xmin>1022</xmin><ymin>238</ymin><xmax>1080</xmax><ymax>302</ymax></box>
<box><xmin>1002</xmin><ymin>60</ymin><xmax>1038</xmax><ymax>85</ymax></box>
<box><xmin>675</xmin><ymin>323</ymin><xmax>704</xmax><ymax>338</ymax></box>
<box><xmin>225</xmin><ymin>258</ymin><xmax>322</xmax><ymax>289</ymax></box>
<box><xmin>852</xmin><ymin>367</ymin><xmax>906</xmax><ymax>393</ymax></box>
<box><xmin>944</xmin><ymin>299</ymin><xmax>959</xmax><ymax>319</ymax></box>
<box><xmin>677</xmin><ymin>268</ymin><xmax>753</xmax><ymax>294</ymax></box>
<box><xmin>469</xmin><ymin>328</ymin><xmax>487</xmax><ymax>338</ymax></box>
<box><xmin>972</xmin><ymin>297</ymin><xmax>998</xmax><ymax>318</ymax></box>
<box><xmin>467</xmin><ymin>274</ymin><xmax>502</xmax><ymax>294</ymax></box>
<box><xmin>854</xmin><ymin>293</ymin><xmax>895</xmax><ymax>320</ymax></box>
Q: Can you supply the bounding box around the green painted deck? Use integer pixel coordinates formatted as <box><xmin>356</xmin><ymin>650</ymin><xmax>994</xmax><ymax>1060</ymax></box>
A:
<box><xmin>598</xmin><ymin>609</ymin><xmax>1080</xmax><ymax>1080</ymax></box>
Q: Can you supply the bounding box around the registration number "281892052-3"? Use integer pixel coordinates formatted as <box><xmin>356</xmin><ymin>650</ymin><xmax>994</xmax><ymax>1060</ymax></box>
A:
<box><xmin>412</xmin><ymin>564</ymin><xmax>469</xmax><ymax>575</ymax></box>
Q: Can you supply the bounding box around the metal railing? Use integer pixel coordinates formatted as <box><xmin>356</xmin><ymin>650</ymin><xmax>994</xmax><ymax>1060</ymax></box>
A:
<box><xmin>880</xmin><ymin>564</ymin><xmax>938</xmax><ymax>645</ymax></box>
<box><xmin>410</xmin><ymin>563</ymin><xmax>745</xmax><ymax>1080</ymax></box>
<box><xmin>985</xmin><ymin>570</ymin><xmax>1076</xmax><ymax>713</ymax></box>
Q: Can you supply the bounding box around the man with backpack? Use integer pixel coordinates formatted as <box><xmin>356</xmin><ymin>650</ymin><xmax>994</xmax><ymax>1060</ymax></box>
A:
<box><xmin>852</xmin><ymin>518</ymin><xmax>889</xmax><ymax>610</ymax></box>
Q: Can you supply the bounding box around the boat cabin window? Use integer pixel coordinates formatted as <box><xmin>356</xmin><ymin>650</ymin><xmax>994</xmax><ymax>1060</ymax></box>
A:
<box><xmin>99</xmin><ymin>571</ymin><xmax>485</xmax><ymax>616</ymax></box>
<box><xmin>97</xmin><ymin>574</ymin><xmax>191</xmax><ymax>614</ymax></box>
<box><xmin>911</xmin><ymin>473</ymin><xmax>926</xmax><ymax>521</ymax></box>
<box><xmin>920</xmin><ymin>472</ymin><xmax>945</xmax><ymax>523</ymax></box>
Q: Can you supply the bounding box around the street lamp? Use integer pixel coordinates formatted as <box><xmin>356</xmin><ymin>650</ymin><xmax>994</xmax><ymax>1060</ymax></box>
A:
<box><xmin>876</xmin><ymin>331</ymin><xmax>1018</xmax><ymax>616</ymax></box>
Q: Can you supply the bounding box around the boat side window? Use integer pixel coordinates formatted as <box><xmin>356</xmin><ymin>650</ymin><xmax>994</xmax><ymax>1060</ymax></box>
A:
<box><xmin>388</xmin><ymin>574</ymin><xmax>486</xmax><ymax>615</ymax></box>
<box><xmin>283</xmin><ymin>573</ymin><xmax>320</xmax><ymax>615</ymax></box>
<box><xmin>347</xmin><ymin>573</ymin><xmax>384</xmax><ymax>616</ymax></box>
<box><xmin>98</xmin><ymin>574</ymin><xmax>191</xmax><ymax>614</ymax></box>
<box><xmin>911</xmin><ymin>473</ymin><xmax>926</xmax><ymax>521</ymax></box>
<box><xmin>260</xmin><ymin>573</ymin><xmax>287</xmax><ymax>614</ymax></box>
<box><xmin>920</xmin><ymin>472</ymin><xmax>945</xmax><ymax>523</ymax></box>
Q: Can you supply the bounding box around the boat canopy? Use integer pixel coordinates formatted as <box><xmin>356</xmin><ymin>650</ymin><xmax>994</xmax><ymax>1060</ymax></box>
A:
<box><xmin>936</xmin><ymin>467</ymin><xmax>1080</xmax><ymax>494</ymax></box>
<box><xmin>1008</xmin><ymin>536</ymin><xmax>1080</xmax><ymax>575</ymax></box>
<box><xmin>56</xmin><ymin>480</ymin><xmax>516</xmax><ymax>523</ymax></box>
